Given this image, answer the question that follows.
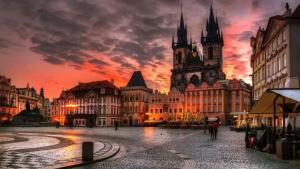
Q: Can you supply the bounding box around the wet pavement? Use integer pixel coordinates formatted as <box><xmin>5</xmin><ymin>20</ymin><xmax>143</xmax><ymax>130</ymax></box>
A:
<box><xmin>1</xmin><ymin>127</ymin><xmax>300</xmax><ymax>169</ymax></box>
<box><xmin>0</xmin><ymin>130</ymin><xmax>117</xmax><ymax>169</ymax></box>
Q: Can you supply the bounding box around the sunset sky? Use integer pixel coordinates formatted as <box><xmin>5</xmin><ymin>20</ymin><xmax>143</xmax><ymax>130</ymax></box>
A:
<box><xmin>0</xmin><ymin>0</ymin><xmax>298</xmax><ymax>99</ymax></box>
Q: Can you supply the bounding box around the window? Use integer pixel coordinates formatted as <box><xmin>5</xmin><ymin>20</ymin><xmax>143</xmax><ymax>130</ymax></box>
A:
<box><xmin>278</xmin><ymin>57</ymin><xmax>281</xmax><ymax>70</ymax></box>
<box><xmin>208</xmin><ymin>47</ymin><xmax>213</xmax><ymax>59</ymax></box>
<box><xmin>283</xmin><ymin>30</ymin><xmax>286</xmax><ymax>41</ymax></box>
<box><xmin>273</xmin><ymin>40</ymin><xmax>276</xmax><ymax>51</ymax></box>
<box><xmin>275</xmin><ymin>59</ymin><xmax>278</xmax><ymax>73</ymax></box>
<box><xmin>178</xmin><ymin>52</ymin><xmax>182</xmax><ymax>64</ymax></box>
<box><xmin>160</xmin><ymin>109</ymin><xmax>162</xmax><ymax>113</ymax></box>
<box><xmin>283</xmin><ymin>54</ymin><xmax>287</xmax><ymax>67</ymax></box>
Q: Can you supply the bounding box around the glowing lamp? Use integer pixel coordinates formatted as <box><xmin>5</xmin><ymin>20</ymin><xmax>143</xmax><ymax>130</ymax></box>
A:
<box><xmin>65</xmin><ymin>104</ymin><xmax>78</xmax><ymax>108</ymax></box>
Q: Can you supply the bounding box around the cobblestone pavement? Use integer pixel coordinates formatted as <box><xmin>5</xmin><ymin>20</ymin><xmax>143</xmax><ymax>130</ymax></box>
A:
<box><xmin>1</xmin><ymin>127</ymin><xmax>300</xmax><ymax>169</ymax></box>
<box><xmin>0</xmin><ymin>130</ymin><xmax>116</xmax><ymax>169</ymax></box>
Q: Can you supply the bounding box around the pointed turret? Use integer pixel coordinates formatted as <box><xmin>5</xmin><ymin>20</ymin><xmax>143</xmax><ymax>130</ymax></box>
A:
<box><xmin>221</xmin><ymin>32</ymin><xmax>224</xmax><ymax>45</ymax></box>
<box><xmin>172</xmin><ymin>35</ymin><xmax>175</xmax><ymax>49</ymax></box>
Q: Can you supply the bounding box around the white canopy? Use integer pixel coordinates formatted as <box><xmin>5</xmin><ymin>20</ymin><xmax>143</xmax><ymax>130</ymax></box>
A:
<box><xmin>250</xmin><ymin>88</ymin><xmax>300</xmax><ymax>114</ymax></box>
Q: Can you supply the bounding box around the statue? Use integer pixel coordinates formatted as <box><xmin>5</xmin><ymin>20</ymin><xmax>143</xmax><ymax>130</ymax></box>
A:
<box><xmin>25</xmin><ymin>100</ymin><xmax>30</xmax><ymax>112</ymax></box>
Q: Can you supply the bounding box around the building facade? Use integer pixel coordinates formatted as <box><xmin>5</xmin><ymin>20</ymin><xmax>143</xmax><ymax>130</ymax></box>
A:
<box><xmin>147</xmin><ymin>88</ymin><xmax>184</xmax><ymax>122</ymax></box>
<box><xmin>17</xmin><ymin>83</ymin><xmax>39</xmax><ymax>113</ymax></box>
<box><xmin>184</xmin><ymin>79</ymin><xmax>251</xmax><ymax>124</ymax></box>
<box><xmin>52</xmin><ymin>80</ymin><xmax>121</xmax><ymax>127</ymax></box>
<box><xmin>251</xmin><ymin>3</ymin><xmax>300</xmax><ymax>101</ymax></box>
<box><xmin>120</xmin><ymin>71</ymin><xmax>153</xmax><ymax>126</ymax></box>
<box><xmin>0</xmin><ymin>76</ymin><xmax>18</xmax><ymax>123</ymax></box>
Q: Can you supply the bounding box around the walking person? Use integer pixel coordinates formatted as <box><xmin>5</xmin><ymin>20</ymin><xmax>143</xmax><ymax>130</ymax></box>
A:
<box><xmin>212</xmin><ymin>121</ymin><xmax>220</xmax><ymax>140</ymax></box>
<box><xmin>115</xmin><ymin>121</ymin><xmax>118</xmax><ymax>130</ymax></box>
<box><xmin>209</xmin><ymin>122</ymin><xmax>214</xmax><ymax>140</ymax></box>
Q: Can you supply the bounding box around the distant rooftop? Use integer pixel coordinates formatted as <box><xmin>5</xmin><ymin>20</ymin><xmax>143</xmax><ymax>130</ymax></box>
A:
<box><xmin>71</xmin><ymin>80</ymin><xmax>118</xmax><ymax>91</ymax></box>
<box><xmin>126</xmin><ymin>71</ymin><xmax>148</xmax><ymax>88</ymax></box>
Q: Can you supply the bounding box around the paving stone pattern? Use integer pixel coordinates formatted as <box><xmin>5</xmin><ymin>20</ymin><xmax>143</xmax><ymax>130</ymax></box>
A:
<box><xmin>1</xmin><ymin>127</ymin><xmax>300</xmax><ymax>169</ymax></box>
<box><xmin>0</xmin><ymin>132</ymin><xmax>114</xmax><ymax>169</ymax></box>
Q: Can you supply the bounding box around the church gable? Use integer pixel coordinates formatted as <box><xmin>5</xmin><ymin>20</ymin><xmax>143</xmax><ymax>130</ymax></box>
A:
<box><xmin>66</xmin><ymin>92</ymin><xmax>75</xmax><ymax>99</ymax></box>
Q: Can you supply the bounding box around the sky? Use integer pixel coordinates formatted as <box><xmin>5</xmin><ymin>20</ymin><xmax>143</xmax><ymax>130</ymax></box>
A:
<box><xmin>0</xmin><ymin>0</ymin><xmax>299</xmax><ymax>99</ymax></box>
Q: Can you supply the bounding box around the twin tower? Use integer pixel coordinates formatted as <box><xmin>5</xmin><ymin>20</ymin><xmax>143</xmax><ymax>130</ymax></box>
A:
<box><xmin>170</xmin><ymin>5</ymin><xmax>226</xmax><ymax>91</ymax></box>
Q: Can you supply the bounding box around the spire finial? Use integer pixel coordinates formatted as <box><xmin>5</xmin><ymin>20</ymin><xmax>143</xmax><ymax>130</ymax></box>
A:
<box><xmin>285</xmin><ymin>2</ymin><xmax>290</xmax><ymax>11</ymax></box>
<box><xmin>181</xmin><ymin>0</ymin><xmax>182</xmax><ymax>13</ymax></box>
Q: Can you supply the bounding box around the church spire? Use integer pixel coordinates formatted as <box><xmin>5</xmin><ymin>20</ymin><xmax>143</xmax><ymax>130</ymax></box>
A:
<box><xmin>179</xmin><ymin>1</ymin><xmax>184</xmax><ymax>31</ymax></box>
<box><xmin>209</xmin><ymin>3</ymin><xmax>215</xmax><ymax>25</ymax></box>
<box><xmin>176</xmin><ymin>0</ymin><xmax>188</xmax><ymax>46</ymax></box>
<box><xmin>202</xmin><ymin>3</ymin><xmax>222</xmax><ymax>45</ymax></box>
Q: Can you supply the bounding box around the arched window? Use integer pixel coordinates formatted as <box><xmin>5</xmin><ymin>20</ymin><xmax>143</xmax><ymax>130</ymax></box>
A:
<box><xmin>190</xmin><ymin>75</ymin><xmax>200</xmax><ymax>86</ymax></box>
<box><xmin>208</xmin><ymin>47</ymin><xmax>213</xmax><ymax>59</ymax></box>
<box><xmin>178</xmin><ymin>52</ymin><xmax>182</xmax><ymax>63</ymax></box>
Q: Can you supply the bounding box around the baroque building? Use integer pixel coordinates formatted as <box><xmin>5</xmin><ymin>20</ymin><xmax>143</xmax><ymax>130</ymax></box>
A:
<box><xmin>52</xmin><ymin>80</ymin><xmax>121</xmax><ymax>127</ymax></box>
<box><xmin>120</xmin><ymin>71</ymin><xmax>152</xmax><ymax>126</ymax></box>
<box><xmin>0</xmin><ymin>76</ymin><xmax>51</xmax><ymax>124</ymax></box>
<box><xmin>184</xmin><ymin>79</ymin><xmax>251</xmax><ymax>124</ymax></box>
<box><xmin>251</xmin><ymin>3</ymin><xmax>300</xmax><ymax>101</ymax></box>
<box><xmin>17</xmin><ymin>83</ymin><xmax>39</xmax><ymax>113</ymax></box>
<box><xmin>0</xmin><ymin>76</ymin><xmax>18</xmax><ymax>122</ymax></box>
<box><xmin>147</xmin><ymin>88</ymin><xmax>184</xmax><ymax>122</ymax></box>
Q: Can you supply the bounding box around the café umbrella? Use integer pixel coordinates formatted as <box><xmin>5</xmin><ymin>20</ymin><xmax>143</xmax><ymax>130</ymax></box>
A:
<box><xmin>207</xmin><ymin>117</ymin><xmax>218</xmax><ymax>122</ymax></box>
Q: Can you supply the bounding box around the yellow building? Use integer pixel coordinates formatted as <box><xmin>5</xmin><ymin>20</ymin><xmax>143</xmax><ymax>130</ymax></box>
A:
<box><xmin>120</xmin><ymin>71</ymin><xmax>152</xmax><ymax>126</ymax></box>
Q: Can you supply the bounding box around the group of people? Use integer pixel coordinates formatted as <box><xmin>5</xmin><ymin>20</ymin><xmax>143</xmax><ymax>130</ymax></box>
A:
<box><xmin>208</xmin><ymin>121</ymin><xmax>220</xmax><ymax>140</ymax></box>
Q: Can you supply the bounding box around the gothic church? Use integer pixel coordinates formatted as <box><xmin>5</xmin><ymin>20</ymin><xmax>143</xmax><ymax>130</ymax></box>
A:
<box><xmin>170</xmin><ymin>5</ymin><xmax>226</xmax><ymax>91</ymax></box>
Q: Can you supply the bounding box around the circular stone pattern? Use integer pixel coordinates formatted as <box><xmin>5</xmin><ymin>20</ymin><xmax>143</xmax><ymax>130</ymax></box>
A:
<box><xmin>0</xmin><ymin>132</ymin><xmax>119</xmax><ymax>169</ymax></box>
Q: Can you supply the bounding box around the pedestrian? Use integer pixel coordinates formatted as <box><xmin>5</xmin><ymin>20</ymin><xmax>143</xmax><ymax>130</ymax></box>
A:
<box><xmin>213</xmin><ymin>121</ymin><xmax>220</xmax><ymax>140</ymax></box>
<box><xmin>115</xmin><ymin>121</ymin><xmax>118</xmax><ymax>130</ymax></box>
<box><xmin>209</xmin><ymin>122</ymin><xmax>214</xmax><ymax>139</ymax></box>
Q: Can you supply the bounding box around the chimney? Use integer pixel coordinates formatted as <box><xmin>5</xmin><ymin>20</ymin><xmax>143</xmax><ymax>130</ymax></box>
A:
<box><xmin>110</xmin><ymin>79</ymin><xmax>114</xmax><ymax>85</ymax></box>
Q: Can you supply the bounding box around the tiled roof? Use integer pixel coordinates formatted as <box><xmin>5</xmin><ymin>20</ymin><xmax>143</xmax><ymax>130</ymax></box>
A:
<box><xmin>60</xmin><ymin>80</ymin><xmax>119</xmax><ymax>98</ymax></box>
<box><xmin>126</xmin><ymin>71</ymin><xmax>147</xmax><ymax>88</ymax></box>
<box><xmin>293</xmin><ymin>4</ymin><xmax>300</xmax><ymax>17</ymax></box>
<box><xmin>70</xmin><ymin>80</ymin><xmax>118</xmax><ymax>91</ymax></box>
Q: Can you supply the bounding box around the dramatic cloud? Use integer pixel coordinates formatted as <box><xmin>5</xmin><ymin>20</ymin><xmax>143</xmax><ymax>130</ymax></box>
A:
<box><xmin>0</xmin><ymin>0</ymin><xmax>297</xmax><ymax>98</ymax></box>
